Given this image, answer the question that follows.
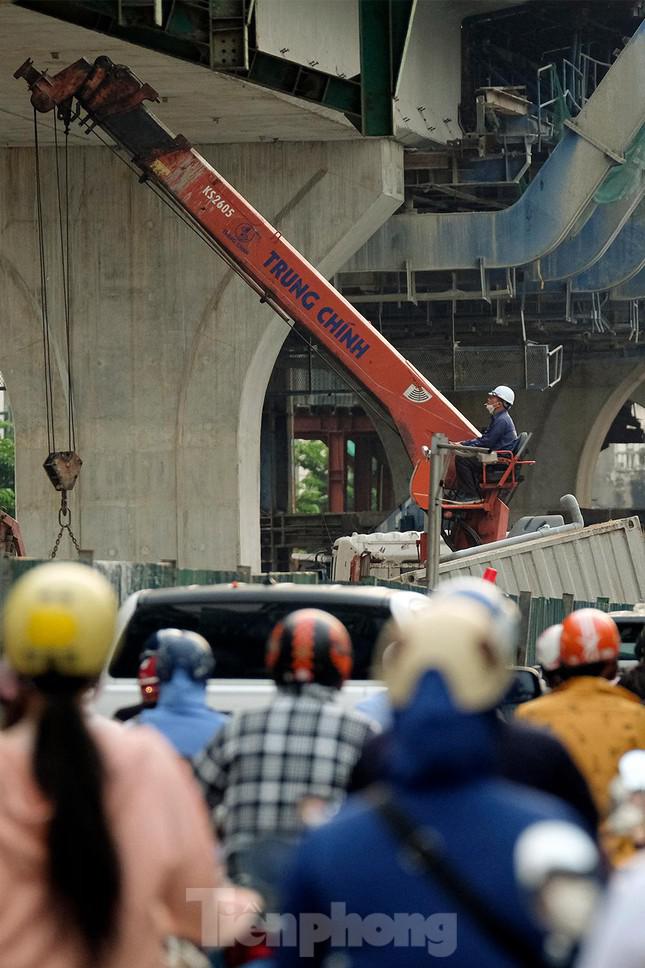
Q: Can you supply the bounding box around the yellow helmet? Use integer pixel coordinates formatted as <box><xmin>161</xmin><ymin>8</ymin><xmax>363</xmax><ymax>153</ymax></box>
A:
<box><xmin>3</xmin><ymin>562</ymin><xmax>117</xmax><ymax>678</ymax></box>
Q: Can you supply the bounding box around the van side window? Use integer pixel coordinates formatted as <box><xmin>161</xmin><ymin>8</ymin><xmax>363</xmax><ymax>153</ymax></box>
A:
<box><xmin>109</xmin><ymin>600</ymin><xmax>391</xmax><ymax>680</ymax></box>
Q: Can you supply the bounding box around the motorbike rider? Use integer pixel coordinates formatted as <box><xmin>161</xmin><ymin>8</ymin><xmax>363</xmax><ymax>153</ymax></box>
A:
<box><xmin>135</xmin><ymin>628</ymin><xmax>227</xmax><ymax>758</ymax></box>
<box><xmin>577</xmin><ymin>749</ymin><xmax>645</xmax><ymax>968</ymax></box>
<box><xmin>355</xmin><ymin>591</ymin><xmax>432</xmax><ymax>729</ymax></box>
<box><xmin>277</xmin><ymin>592</ymin><xmax>599</xmax><ymax>967</ymax></box>
<box><xmin>0</xmin><ymin>562</ymin><xmax>257</xmax><ymax>968</ymax></box>
<box><xmin>516</xmin><ymin>608</ymin><xmax>645</xmax><ymax>864</ymax></box>
<box><xmin>113</xmin><ymin>650</ymin><xmax>160</xmax><ymax>722</ymax></box>
<box><xmin>349</xmin><ymin>578</ymin><xmax>598</xmax><ymax>830</ymax></box>
<box><xmin>194</xmin><ymin>608</ymin><xmax>375</xmax><ymax>881</ymax></box>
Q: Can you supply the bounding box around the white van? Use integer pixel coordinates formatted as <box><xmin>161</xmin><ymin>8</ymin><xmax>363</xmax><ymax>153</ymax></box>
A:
<box><xmin>609</xmin><ymin>604</ymin><xmax>645</xmax><ymax>668</ymax></box>
<box><xmin>93</xmin><ymin>583</ymin><xmax>429</xmax><ymax>718</ymax></box>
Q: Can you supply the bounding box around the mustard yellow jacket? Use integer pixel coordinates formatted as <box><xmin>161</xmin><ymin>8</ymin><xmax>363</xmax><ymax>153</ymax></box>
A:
<box><xmin>516</xmin><ymin>677</ymin><xmax>645</xmax><ymax>819</ymax></box>
<box><xmin>516</xmin><ymin>676</ymin><xmax>645</xmax><ymax>866</ymax></box>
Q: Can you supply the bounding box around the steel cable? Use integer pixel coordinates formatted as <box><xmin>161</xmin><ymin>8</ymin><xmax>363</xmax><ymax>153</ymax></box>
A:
<box><xmin>53</xmin><ymin>114</ymin><xmax>77</xmax><ymax>451</ymax></box>
<box><xmin>33</xmin><ymin>108</ymin><xmax>56</xmax><ymax>453</ymax></box>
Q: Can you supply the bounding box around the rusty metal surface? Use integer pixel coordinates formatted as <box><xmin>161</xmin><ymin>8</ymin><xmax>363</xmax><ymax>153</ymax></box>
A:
<box><xmin>15</xmin><ymin>55</ymin><xmax>159</xmax><ymax>120</ymax></box>
<box><xmin>43</xmin><ymin>451</ymin><xmax>83</xmax><ymax>492</ymax></box>
<box><xmin>14</xmin><ymin>57</ymin><xmax>94</xmax><ymax>113</ymax></box>
<box><xmin>0</xmin><ymin>512</ymin><xmax>25</xmax><ymax>557</ymax></box>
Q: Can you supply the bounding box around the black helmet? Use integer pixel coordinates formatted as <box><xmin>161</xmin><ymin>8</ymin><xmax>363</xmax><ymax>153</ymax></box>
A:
<box><xmin>144</xmin><ymin>628</ymin><xmax>214</xmax><ymax>683</ymax></box>
<box><xmin>266</xmin><ymin>608</ymin><xmax>353</xmax><ymax>689</ymax></box>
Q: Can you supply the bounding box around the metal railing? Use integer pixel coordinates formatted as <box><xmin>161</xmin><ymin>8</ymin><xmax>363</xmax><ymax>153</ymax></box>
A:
<box><xmin>537</xmin><ymin>52</ymin><xmax>612</xmax><ymax>150</ymax></box>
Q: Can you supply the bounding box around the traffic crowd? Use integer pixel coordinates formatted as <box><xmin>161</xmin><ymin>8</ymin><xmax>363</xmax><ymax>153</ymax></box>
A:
<box><xmin>0</xmin><ymin>565</ymin><xmax>644</xmax><ymax>966</ymax></box>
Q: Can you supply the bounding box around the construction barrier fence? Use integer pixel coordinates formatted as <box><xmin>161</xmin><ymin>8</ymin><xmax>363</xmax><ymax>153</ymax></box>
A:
<box><xmin>0</xmin><ymin>558</ymin><xmax>634</xmax><ymax>665</ymax></box>
<box><xmin>356</xmin><ymin>575</ymin><xmax>633</xmax><ymax>663</ymax></box>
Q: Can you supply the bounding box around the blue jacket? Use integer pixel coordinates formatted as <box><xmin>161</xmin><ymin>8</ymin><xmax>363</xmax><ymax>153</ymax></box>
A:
<box><xmin>137</xmin><ymin>669</ymin><xmax>227</xmax><ymax>758</ymax></box>
<box><xmin>463</xmin><ymin>408</ymin><xmax>516</xmax><ymax>452</ymax></box>
<box><xmin>277</xmin><ymin>671</ymin><xmax>587</xmax><ymax>968</ymax></box>
<box><xmin>355</xmin><ymin>689</ymin><xmax>392</xmax><ymax>729</ymax></box>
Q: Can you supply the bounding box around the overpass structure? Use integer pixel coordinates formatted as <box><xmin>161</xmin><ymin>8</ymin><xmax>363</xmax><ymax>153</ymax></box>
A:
<box><xmin>0</xmin><ymin>0</ymin><xmax>643</xmax><ymax>569</ymax></box>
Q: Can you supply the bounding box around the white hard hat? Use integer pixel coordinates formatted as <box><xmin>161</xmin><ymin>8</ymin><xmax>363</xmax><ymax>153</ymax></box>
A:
<box><xmin>489</xmin><ymin>385</ymin><xmax>515</xmax><ymax>407</ymax></box>
<box><xmin>386</xmin><ymin>597</ymin><xmax>514</xmax><ymax>713</ymax></box>
<box><xmin>536</xmin><ymin>624</ymin><xmax>563</xmax><ymax>672</ymax></box>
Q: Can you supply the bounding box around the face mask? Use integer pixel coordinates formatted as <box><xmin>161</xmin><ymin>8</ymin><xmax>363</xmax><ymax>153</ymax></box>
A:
<box><xmin>485</xmin><ymin>403</ymin><xmax>495</xmax><ymax>414</ymax></box>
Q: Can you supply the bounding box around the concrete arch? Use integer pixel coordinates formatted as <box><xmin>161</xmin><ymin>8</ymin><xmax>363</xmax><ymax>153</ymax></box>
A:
<box><xmin>576</xmin><ymin>361</ymin><xmax>645</xmax><ymax>506</ymax></box>
<box><xmin>238</xmin><ymin>139</ymin><xmax>404</xmax><ymax>568</ymax></box>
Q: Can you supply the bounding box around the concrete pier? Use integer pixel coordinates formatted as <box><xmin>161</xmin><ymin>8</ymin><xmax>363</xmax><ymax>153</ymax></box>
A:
<box><xmin>0</xmin><ymin>139</ymin><xmax>403</xmax><ymax>568</ymax></box>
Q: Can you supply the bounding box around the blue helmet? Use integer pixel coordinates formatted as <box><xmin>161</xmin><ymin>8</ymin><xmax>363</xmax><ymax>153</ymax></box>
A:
<box><xmin>145</xmin><ymin>628</ymin><xmax>215</xmax><ymax>683</ymax></box>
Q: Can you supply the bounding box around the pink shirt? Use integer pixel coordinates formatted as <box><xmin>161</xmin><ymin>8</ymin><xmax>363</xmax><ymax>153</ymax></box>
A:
<box><xmin>0</xmin><ymin>716</ymin><xmax>227</xmax><ymax>968</ymax></box>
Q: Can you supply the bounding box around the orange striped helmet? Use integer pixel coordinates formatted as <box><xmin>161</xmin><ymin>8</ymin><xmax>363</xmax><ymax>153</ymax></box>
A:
<box><xmin>559</xmin><ymin>609</ymin><xmax>620</xmax><ymax>667</ymax></box>
<box><xmin>266</xmin><ymin>609</ymin><xmax>353</xmax><ymax>688</ymax></box>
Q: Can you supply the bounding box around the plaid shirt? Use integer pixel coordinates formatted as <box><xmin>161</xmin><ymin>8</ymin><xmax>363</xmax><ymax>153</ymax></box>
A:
<box><xmin>193</xmin><ymin>684</ymin><xmax>375</xmax><ymax>873</ymax></box>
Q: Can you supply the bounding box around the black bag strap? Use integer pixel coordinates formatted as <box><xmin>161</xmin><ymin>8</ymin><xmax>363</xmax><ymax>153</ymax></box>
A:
<box><xmin>370</xmin><ymin>787</ymin><xmax>548</xmax><ymax>968</ymax></box>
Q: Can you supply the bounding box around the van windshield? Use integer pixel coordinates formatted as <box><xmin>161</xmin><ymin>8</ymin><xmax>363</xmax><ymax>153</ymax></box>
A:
<box><xmin>109</xmin><ymin>598</ymin><xmax>391</xmax><ymax>679</ymax></box>
<box><xmin>617</xmin><ymin>620</ymin><xmax>645</xmax><ymax>660</ymax></box>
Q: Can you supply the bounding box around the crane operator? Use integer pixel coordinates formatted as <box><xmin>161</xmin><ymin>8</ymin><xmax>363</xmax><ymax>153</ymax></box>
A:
<box><xmin>447</xmin><ymin>385</ymin><xmax>517</xmax><ymax>504</ymax></box>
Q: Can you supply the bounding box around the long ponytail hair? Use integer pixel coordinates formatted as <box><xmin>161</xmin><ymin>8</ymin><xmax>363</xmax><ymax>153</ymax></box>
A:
<box><xmin>32</xmin><ymin>676</ymin><xmax>121</xmax><ymax>960</ymax></box>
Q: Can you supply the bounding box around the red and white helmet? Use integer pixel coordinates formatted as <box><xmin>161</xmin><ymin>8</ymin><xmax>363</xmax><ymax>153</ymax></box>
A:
<box><xmin>559</xmin><ymin>609</ymin><xmax>620</xmax><ymax>667</ymax></box>
<box><xmin>536</xmin><ymin>624</ymin><xmax>563</xmax><ymax>672</ymax></box>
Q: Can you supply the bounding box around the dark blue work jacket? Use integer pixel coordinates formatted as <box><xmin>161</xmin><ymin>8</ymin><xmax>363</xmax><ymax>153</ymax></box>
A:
<box><xmin>463</xmin><ymin>408</ymin><xmax>517</xmax><ymax>451</ymax></box>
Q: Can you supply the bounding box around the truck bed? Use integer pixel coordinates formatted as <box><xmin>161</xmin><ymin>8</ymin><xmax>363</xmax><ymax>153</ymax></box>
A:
<box><xmin>436</xmin><ymin>516</ymin><xmax>644</xmax><ymax>601</ymax></box>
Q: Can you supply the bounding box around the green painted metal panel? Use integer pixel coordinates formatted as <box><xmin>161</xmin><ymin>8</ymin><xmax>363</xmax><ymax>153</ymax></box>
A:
<box><xmin>359</xmin><ymin>0</ymin><xmax>414</xmax><ymax>135</ymax></box>
<box><xmin>359</xmin><ymin>0</ymin><xmax>393</xmax><ymax>136</ymax></box>
<box><xmin>250</xmin><ymin>572</ymin><xmax>319</xmax><ymax>584</ymax></box>
<box><xmin>248</xmin><ymin>51</ymin><xmax>361</xmax><ymax>118</ymax></box>
<box><xmin>519</xmin><ymin>595</ymin><xmax>634</xmax><ymax>661</ymax></box>
<box><xmin>0</xmin><ymin>564</ymin><xmax>633</xmax><ymax>655</ymax></box>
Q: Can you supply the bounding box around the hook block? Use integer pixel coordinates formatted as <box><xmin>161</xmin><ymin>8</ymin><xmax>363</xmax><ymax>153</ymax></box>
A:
<box><xmin>43</xmin><ymin>451</ymin><xmax>83</xmax><ymax>491</ymax></box>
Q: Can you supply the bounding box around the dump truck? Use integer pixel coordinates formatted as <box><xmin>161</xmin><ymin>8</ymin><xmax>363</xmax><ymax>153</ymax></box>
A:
<box><xmin>333</xmin><ymin>497</ymin><xmax>645</xmax><ymax>602</ymax></box>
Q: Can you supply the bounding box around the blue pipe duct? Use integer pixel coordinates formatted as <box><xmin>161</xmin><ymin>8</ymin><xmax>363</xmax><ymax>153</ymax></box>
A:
<box><xmin>531</xmin><ymin>183</ymin><xmax>644</xmax><ymax>282</ymax></box>
<box><xmin>610</xmin><ymin>266</ymin><xmax>645</xmax><ymax>300</ymax></box>
<box><xmin>572</xmin><ymin>201</ymin><xmax>645</xmax><ymax>292</ymax></box>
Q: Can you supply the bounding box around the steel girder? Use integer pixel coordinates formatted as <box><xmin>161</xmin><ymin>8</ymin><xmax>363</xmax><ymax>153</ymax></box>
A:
<box><xmin>344</xmin><ymin>21</ymin><xmax>645</xmax><ymax>274</ymax></box>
